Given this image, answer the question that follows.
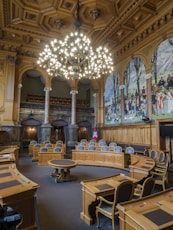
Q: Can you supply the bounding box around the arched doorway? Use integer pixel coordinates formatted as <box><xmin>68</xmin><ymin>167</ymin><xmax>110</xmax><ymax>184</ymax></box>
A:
<box><xmin>77</xmin><ymin>120</ymin><xmax>92</xmax><ymax>141</ymax></box>
<box><xmin>52</xmin><ymin>119</ymin><xmax>68</xmax><ymax>144</ymax></box>
<box><xmin>21</xmin><ymin>118</ymin><xmax>41</xmax><ymax>148</ymax></box>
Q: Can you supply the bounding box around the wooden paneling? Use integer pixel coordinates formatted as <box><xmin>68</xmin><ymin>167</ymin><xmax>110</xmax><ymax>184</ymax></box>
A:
<box><xmin>102</xmin><ymin>123</ymin><xmax>157</xmax><ymax>149</ymax></box>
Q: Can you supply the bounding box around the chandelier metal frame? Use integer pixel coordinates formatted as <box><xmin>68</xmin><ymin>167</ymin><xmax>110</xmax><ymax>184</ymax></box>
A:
<box><xmin>37</xmin><ymin>0</ymin><xmax>114</xmax><ymax>80</ymax></box>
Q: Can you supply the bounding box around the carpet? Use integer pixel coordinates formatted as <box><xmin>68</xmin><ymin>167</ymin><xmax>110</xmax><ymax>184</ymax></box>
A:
<box><xmin>17</xmin><ymin>151</ymin><xmax>130</xmax><ymax>230</ymax></box>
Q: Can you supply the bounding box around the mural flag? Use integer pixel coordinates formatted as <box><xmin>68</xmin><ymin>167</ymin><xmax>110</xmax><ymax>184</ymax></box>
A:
<box><xmin>92</xmin><ymin>127</ymin><xmax>98</xmax><ymax>141</ymax></box>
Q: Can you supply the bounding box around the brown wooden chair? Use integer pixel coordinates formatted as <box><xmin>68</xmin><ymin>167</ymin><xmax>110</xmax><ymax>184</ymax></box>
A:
<box><xmin>150</xmin><ymin>153</ymin><xmax>170</xmax><ymax>191</ymax></box>
<box><xmin>133</xmin><ymin>176</ymin><xmax>155</xmax><ymax>199</ymax></box>
<box><xmin>96</xmin><ymin>180</ymin><xmax>134</xmax><ymax>230</ymax></box>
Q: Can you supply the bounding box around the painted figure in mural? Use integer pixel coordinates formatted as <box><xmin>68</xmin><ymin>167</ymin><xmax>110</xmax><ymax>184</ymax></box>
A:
<box><xmin>155</xmin><ymin>87</ymin><xmax>166</xmax><ymax>115</ymax></box>
<box><xmin>158</xmin><ymin>77</ymin><xmax>165</xmax><ymax>88</ymax></box>
<box><xmin>167</xmin><ymin>74</ymin><xmax>173</xmax><ymax>88</ymax></box>
<box><xmin>166</xmin><ymin>88</ymin><xmax>173</xmax><ymax>113</ymax></box>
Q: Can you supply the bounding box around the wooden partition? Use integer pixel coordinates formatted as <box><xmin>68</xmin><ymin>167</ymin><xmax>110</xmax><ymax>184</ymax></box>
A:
<box><xmin>102</xmin><ymin>123</ymin><xmax>157</xmax><ymax>149</ymax></box>
<box><xmin>38</xmin><ymin>151</ymin><xmax>65</xmax><ymax>166</ymax></box>
<box><xmin>32</xmin><ymin>144</ymin><xmax>66</xmax><ymax>161</ymax></box>
<box><xmin>72</xmin><ymin>149</ymin><xmax>129</xmax><ymax>168</ymax></box>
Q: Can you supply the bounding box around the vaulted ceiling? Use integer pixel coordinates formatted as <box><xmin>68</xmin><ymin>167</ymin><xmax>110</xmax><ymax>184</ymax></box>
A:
<box><xmin>0</xmin><ymin>0</ymin><xmax>173</xmax><ymax>62</ymax></box>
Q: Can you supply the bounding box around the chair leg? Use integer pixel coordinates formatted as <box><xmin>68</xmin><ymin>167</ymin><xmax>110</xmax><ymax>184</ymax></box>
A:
<box><xmin>96</xmin><ymin>210</ymin><xmax>100</xmax><ymax>228</ymax></box>
<box><xmin>163</xmin><ymin>183</ymin><xmax>165</xmax><ymax>191</ymax></box>
<box><xmin>112</xmin><ymin>215</ymin><xmax>116</xmax><ymax>230</ymax></box>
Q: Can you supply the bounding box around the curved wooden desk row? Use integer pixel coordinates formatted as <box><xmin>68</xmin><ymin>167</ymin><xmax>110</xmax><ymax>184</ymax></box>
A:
<box><xmin>117</xmin><ymin>187</ymin><xmax>173</xmax><ymax>230</ymax></box>
<box><xmin>79</xmin><ymin>153</ymin><xmax>155</xmax><ymax>226</ymax></box>
<box><xmin>0</xmin><ymin>146</ymin><xmax>19</xmax><ymax>163</ymax></box>
<box><xmin>72</xmin><ymin>150</ymin><xmax>130</xmax><ymax>169</ymax></box>
<box><xmin>0</xmin><ymin>162</ymin><xmax>39</xmax><ymax>230</ymax></box>
<box><xmin>0</xmin><ymin>152</ymin><xmax>16</xmax><ymax>164</ymax></box>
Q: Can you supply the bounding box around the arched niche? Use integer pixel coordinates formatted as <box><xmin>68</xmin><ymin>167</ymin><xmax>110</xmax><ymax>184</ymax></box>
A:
<box><xmin>21</xmin><ymin>118</ymin><xmax>41</xmax><ymax>148</ymax></box>
<box><xmin>51</xmin><ymin>119</ymin><xmax>68</xmax><ymax>143</ymax></box>
<box><xmin>77</xmin><ymin>120</ymin><xmax>92</xmax><ymax>141</ymax></box>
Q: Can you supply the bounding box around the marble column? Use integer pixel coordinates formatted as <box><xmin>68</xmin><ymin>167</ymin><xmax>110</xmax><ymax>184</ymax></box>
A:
<box><xmin>68</xmin><ymin>90</ymin><xmax>78</xmax><ymax>148</ymax></box>
<box><xmin>93</xmin><ymin>92</ymin><xmax>98</xmax><ymax>127</ymax></box>
<box><xmin>71</xmin><ymin>90</ymin><xmax>78</xmax><ymax>125</ymax></box>
<box><xmin>44</xmin><ymin>87</ymin><xmax>51</xmax><ymax>124</ymax></box>
<box><xmin>17</xmin><ymin>83</ymin><xmax>22</xmax><ymax>124</ymax></box>
<box><xmin>41</xmin><ymin>87</ymin><xmax>52</xmax><ymax>143</ymax></box>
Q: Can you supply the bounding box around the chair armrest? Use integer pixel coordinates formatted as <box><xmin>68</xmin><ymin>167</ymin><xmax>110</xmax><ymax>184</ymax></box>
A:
<box><xmin>150</xmin><ymin>171</ymin><xmax>164</xmax><ymax>176</ymax></box>
<box><xmin>97</xmin><ymin>196</ymin><xmax>113</xmax><ymax>205</ymax></box>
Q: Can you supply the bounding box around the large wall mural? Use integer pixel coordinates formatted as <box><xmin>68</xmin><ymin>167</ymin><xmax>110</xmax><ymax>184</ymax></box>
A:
<box><xmin>104</xmin><ymin>38</ymin><xmax>173</xmax><ymax>126</ymax></box>
<box><xmin>151</xmin><ymin>38</ymin><xmax>173</xmax><ymax>119</ymax></box>
<box><xmin>124</xmin><ymin>58</ymin><xmax>146</xmax><ymax>123</ymax></box>
<box><xmin>104</xmin><ymin>72</ymin><xmax>121</xmax><ymax>125</ymax></box>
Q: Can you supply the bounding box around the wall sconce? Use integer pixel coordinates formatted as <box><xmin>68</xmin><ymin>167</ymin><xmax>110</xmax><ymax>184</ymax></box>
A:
<box><xmin>29</xmin><ymin>127</ymin><xmax>35</xmax><ymax>132</ymax></box>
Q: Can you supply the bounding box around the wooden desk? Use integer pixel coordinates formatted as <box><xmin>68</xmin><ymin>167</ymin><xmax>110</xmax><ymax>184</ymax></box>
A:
<box><xmin>0</xmin><ymin>153</ymin><xmax>16</xmax><ymax>164</ymax></box>
<box><xmin>0</xmin><ymin>163</ymin><xmax>39</xmax><ymax>230</ymax></box>
<box><xmin>0</xmin><ymin>147</ymin><xmax>19</xmax><ymax>164</ymax></box>
<box><xmin>48</xmin><ymin>159</ymin><xmax>77</xmax><ymax>182</ymax></box>
<box><xmin>80</xmin><ymin>174</ymin><xmax>138</xmax><ymax>225</ymax></box>
<box><xmin>117</xmin><ymin>188</ymin><xmax>173</xmax><ymax>230</ymax></box>
<box><xmin>129</xmin><ymin>154</ymin><xmax>155</xmax><ymax>180</ymax></box>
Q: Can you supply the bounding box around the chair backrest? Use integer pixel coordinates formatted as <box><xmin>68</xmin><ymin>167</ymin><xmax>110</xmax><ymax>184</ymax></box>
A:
<box><xmin>114</xmin><ymin>180</ymin><xmax>134</xmax><ymax>206</ymax></box>
<box><xmin>101</xmin><ymin>146</ymin><xmax>109</xmax><ymax>152</ymax></box>
<box><xmin>56</xmin><ymin>143</ymin><xmax>63</xmax><ymax>147</ymax></box>
<box><xmin>125</xmin><ymin>146</ymin><xmax>134</xmax><ymax>154</ymax></box>
<box><xmin>157</xmin><ymin>151</ymin><xmax>165</xmax><ymax>162</ymax></box>
<box><xmin>88</xmin><ymin>142</ymin><xmax>95</xmax><ymax>147</ymax></box>
<box><xmin>77</xmin><ymin>145</ymin><xmax>84</xmax><ymax>150</ymax></box>
<box><xmin>80</xmin><ymin>139</ymin><xmax>87</xmax><ymax>143</ymax></box>
<box><xmin>46</xmin><ymin>143</ymin><xmax>53</xmax><ymax>148</ymax></box>
<box><xmin>43</xmin><ymin>141</ymin><xmax>50</xmax><ymax>144</ymax></box>
<box><xmin>34</xmin><ymin>144</ymin><xmax>41</xmax><ymax>148</ymax></box>
<box><xmin>89</xmin><ymin>139</ymin><xmax>96</xmax><ymax>143</ymax></box>
<box><xmin>109</xmin><ymin>142</ymin><xmax>117</xmax><ymax>147</ymax></box>
<box><xmin>141</xmin><ymin>177</ymin><xmax>155</xmax><ymax>198</ymax></box>
<box><xmin>56</xmin><ymin>140</ymin><xmax>63</xmax><ymax>145</ymax></box>
<box><xmin>114</xmin><ymin>146</ymin><xmax>122</xmax><ymax>153</ymax></box>
<box><xmin>30</xmin><ymin>140</ymin><xmax>37</xmax><ymax>145</ymax></box>
<box><xmin>88</xmin><ymin>146</ymin><xmax>96</xmax><ymax>151</ymax></box>
<box><xmin>98</xmin><ymin>139</ymin><xmax>105</xmax><ymax>143</ymax></box>
<box><xmin>53</xmin><ymin>147</ymin><xmax>62</xmax><ymax>153</ymax></box>
<box><xmin>40</xmin><ymin>147</ymin><xmax>48</xmax><ymax>152</ymax></box>
<box><xmin>99</xmin><ymin>142</ymin><xmax>106</xmax><ymax>146</ymax></box>
<box><xmin>149</xmin><ymin>150</ymin><xmax>158</xmax><ymax>160</ymax></box>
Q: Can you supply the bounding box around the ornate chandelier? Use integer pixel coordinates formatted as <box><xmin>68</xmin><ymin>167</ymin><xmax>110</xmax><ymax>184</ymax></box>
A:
<box><xmin>37</xmin><ymin>0</ymin><xmax>114</xmax><ymax>80</ymax></box>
